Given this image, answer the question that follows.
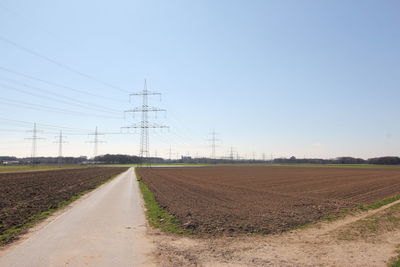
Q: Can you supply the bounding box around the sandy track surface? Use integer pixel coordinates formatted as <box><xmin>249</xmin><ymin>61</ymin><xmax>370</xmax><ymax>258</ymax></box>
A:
<box><xmin>0</xmin><ymin>168</ymin><xmax>156</xmax><ymax>267</ymax></box>
<box><xmin>152</xmin><ymin>198</ymin><xmax>400</xmax><ymax>266</ymax></box>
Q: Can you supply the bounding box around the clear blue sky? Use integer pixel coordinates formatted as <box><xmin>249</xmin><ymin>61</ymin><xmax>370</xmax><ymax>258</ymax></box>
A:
<box><xmin>0</xmin><ymin>0</ymin><xmax>399</xmax><ymax>159</ymax></box>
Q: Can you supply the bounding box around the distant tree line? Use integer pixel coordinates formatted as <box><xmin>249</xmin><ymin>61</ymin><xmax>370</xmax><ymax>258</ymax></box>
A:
<box><xmin>94</xmin><ymin>154</ymin><xmax>142</xmax><ymax>164</ymax></box>
<box><xmin>273</xmin><ymin>156</ymin><xmax>400</xmax><ymax>165</ymax></box>
<box><xmin>0</xmin><ymin>156</ymin><xmax>18</xmax><ymax>161</ymax></box>
<box><xmin>367</xmin><ymin>157</ymin><xmax>400</xmax><ymax>165</ymax></box>
<box><xmin>0</xmin><ymin>156</ymin><xmax>87</xmax><ymax>165</ymax></box>
<box><xmin>1</xmin><ymin>154</ymin><xmax>400</xmax><ymax>165</ymax></box>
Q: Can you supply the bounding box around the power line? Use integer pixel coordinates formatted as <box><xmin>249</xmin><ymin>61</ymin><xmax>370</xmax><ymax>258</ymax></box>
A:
<box><xmin>0</xmin><ymin>35</ymin><xmax>129</xmax><ymax>93</ymax></box>
<box><xmin>0</xmin><ymin>2</ymin><xmax>78</xmax><ymax>48</ymax></box>
<box><xmin>122</xmin><ymin>80</ymin><xmax>168</xmax><ymax>164</ymax></box>
<box><xmin>0</xmin><ymin>95</ymin><xmax>123</xmax><ymax>119</ymax></box>
<box><xmin>0</xmin><ymin>76</ymin><xmax>121</xmax><ymax>114</ymax></box>
<box><xmin>0</xmin><ymin>66</ymin><xmax>122</xmax><ymax>102</ymax></box>
<box><xmin>151</xmin><ymin>131</ymin><xmax>188</xmax><ymax>153</ymax></box>
<box><xmin>0</xmin><ymin>119</ymin><xmax>145</xmax><ymax>137</ymax></box>
<box><xmin>0</xmin><ymin>117</ymin><xmax>92</xmax><ymax>134</ymax></box>
<box><xmin>158</xmin><ymin>105</ymin><xmax>201</xmax><ymax>144</ymax></box>
<box><xmin>0</xmin><ymin>127</ymin><xmax>59</xmax><ymax>135</ymax></box>
<box><xmin>0</xmin><ymin>82</ymin><xmax>121</xmax><ymax>115</ymax></box>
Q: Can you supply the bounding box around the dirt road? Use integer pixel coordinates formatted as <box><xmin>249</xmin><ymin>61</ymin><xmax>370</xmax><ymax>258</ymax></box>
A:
<box><xmin>154</xmin><ymin>198</ymin><xmax>400</xmax><ymax>266</ymax></box>
<box><xmin>0</xmin><ymin>167</ymin><xmax>155</xmax><ymax>267</ymax></box>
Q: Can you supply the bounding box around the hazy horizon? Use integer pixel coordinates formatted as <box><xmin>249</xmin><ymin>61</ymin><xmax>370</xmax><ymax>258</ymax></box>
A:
<box><xmin>0</xmin><ymin>0</ymin><xmax>399</xmax><ymax>159</ymax></box>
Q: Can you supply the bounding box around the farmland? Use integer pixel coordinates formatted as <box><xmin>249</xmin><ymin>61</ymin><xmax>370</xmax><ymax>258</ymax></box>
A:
<box><xmin>0</xmin><ymin>165</ymin><xmax>87</xmax><ymax>173</ymax></box>
<box><xmin>0</xmin><ymin>167</ymin><xmax>128</xmax><ymax>244</ymax></box>
<box><xmin>138</xmin><ymin>166</ymin><xmax>400</xmax><ymax>234</ymax></box>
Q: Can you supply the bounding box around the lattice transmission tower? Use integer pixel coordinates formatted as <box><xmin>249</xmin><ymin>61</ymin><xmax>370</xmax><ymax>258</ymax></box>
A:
<box><xmin>167</xmin><ymin>145</ymin><xmax>172</xmax><ymax>161</ymax></box>
<box><xmin>25</xmin><ymin>123</ymin><xmax>44</xmax><ymax>164</ymax></box>
<box><xmin>54</xmin><ymin>130</ymin><xmax>67</xmax><ymax>166</ymax></box>
<box><xmin>208</xmin><ymin>130</ymin><xmax>221</xmax><ymax>159</ymax></box>
<box><xmin>123</xmin><ymin>80</ymin><xmax>168</xmax><ymax>164</ymax></box>
<box><xmin>229</xmin><ymin>146</ymin><xmax>235</xmax><ymax>161</ymax></box>
<box><xmin>87</xmin><ymin>126</ymin><xmax>105</xmax><ymax>160</ymax></box>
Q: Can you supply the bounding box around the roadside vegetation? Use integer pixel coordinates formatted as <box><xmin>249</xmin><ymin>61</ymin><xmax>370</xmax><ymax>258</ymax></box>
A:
<box><xmin>389</xmin><ymin>249</ymin><xmax>400</xmax><ymax>267</ymax></box>
<box><xmin>135</xmin><ymin>168</ymin><xmax>191</xmax><ymax>234</ymax></box>
<box><xmin>359</xmin><ymin>195</ymin><xmax>400</xmax><ymax>211</ymax></box>
<box><xmin>294</xmin><ymin>194</ymin><xmax>400</xmax><ymax>231</ymax></box>
<box><xmin>337</xmin><ymin>202</ymin><xmax>400</xmax><ymax>241</ymax></box>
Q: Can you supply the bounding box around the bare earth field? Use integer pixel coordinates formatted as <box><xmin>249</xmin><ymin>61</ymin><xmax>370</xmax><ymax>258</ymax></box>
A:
<box><xmin>149</xmin><ymin>199</ymin><xmax>400</xmax><ymax>266</ymax></box>
<box><xmin>0</xmin><ymin>167</ymin><xmax>128</xmax><ymax>243</ymax></box>
<box><xmin>138</xmin><ymin>166</ymin><xmax>400</xmax><ymax>234</ymax></box>
<box><xmin>139</xmin><ymin>166</ymin><xmax>400</xmax><ymax>266</ymax></box>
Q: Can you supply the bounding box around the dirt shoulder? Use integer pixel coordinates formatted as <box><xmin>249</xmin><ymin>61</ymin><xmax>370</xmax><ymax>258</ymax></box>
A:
<box><xmin>150</xmin><ymin>199</ymin><xmax>400</xmax><ymax>266</ymax></box>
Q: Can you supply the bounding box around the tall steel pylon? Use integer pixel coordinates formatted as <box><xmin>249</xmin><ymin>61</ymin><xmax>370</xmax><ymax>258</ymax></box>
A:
<box><xmin>25</xmin><ymin>123</ymin><xmax>43</xmax><ymax>164</ymax></box>
<box><xmin>167</xmin><ymin>145</ymin><xmax>172</xmax><ymax>160</ymax></box>
<box><xmin>208</xmin><ymin>130</ymin><xmax>221</xmax><ymax>159</ymax></box>
<box><xmin>87</xmin><ymin>126</ymin><xmax>105</xmax><ymax>160</ymax></box>
<box><xmin>228</xmin><ymin>146</ymin><xmax>236</xmax><ymax>162</ymax></box>
<box><xmin>55</xmin><ymin>130</ymin><xmax>67</xmax><ymax>166</ymax></box>
<box><xmin>122</xmin><ymin>80</ymin><xmax>168</xmax><ymax>165</ymax></box>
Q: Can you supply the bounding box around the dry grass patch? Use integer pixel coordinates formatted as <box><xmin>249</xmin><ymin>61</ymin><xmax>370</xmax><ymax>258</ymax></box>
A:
<box><xmin>336</xmin><ymin>203</ymin><xmax>400</xmax><ymax>241</ymax></box>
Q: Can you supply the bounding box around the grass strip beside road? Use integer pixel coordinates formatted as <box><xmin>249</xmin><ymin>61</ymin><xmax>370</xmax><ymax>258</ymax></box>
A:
<box><xmin>0</xmin><ymin>171</ymin><xmax>125</xmax><ymax>245</ymax></box>
<box><xmin>390</xmin><ymin>251</ymin><xmax>400</xmax><ymax>267</ymax></box>
<box><xmin>135</xmin><ymin>168</ymin><xmax>191</xmax><ymax>234</ymax></box>
<box><xmin>294</xmin><ymin>194</ymin><xmax>400</xmax><ymax>231</ymax></box>
<box><xmin>358</xmin><ymin>195</ymin><xmax>400</xmax><ymax>210</ymax></box>
<box><xmin>337</xmin><ymin>202</ymin><xmax>400</xmax><ymax>241</ymax></box>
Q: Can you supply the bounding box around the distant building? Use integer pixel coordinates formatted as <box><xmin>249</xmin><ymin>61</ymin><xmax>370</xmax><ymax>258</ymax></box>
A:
<box><xmin>2</xmin><ymin>160</ymin><xmax>20</xmax><ymax>165</ymax></box>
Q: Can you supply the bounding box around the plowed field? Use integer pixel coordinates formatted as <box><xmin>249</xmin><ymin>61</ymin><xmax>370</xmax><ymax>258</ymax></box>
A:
<box><xmin>0</xmin><ymin>167</ymin><xmax>128</xmax><ymax>240</ymax></box>
<box><xmin>138</xmin><ymin>166</ymin><xmax>400</xmax><ymax>234</ymax></box>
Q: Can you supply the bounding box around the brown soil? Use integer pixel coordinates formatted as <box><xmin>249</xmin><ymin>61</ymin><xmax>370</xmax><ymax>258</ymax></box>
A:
<box><xmin>0</xmin><ymin>167</ymin><xmax>128</xmax><ymax>239</ymax></box>
<box><xmin>138</xmin><ymin>166</ymin><xmax>400</xmax><ymax>234</ymax></box>
<box><xmin>151</xmin><ymin>199</ymin><xmax>400</xmax><ymax>266</ymax></box>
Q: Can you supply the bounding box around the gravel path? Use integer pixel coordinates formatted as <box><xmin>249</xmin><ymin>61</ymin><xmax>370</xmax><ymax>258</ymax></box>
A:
<box><xmin>0</xmin><ymin>168</ymin><xmax>155</xmax><ymax>267</ymax></box>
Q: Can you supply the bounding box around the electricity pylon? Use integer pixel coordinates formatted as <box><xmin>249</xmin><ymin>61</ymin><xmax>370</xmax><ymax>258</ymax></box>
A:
<box><xmin>228</xmin><ymin>146</ymin><xmax>236</xmax><ymax>162</ymax></box>
<box><xmin>87</xmin><ymin>126</ymin><xmax>105</xmax><ymax>160</ymax></box>
<box><xmin>122</xmin><ymin>80</ymin><xmax>168</xmax><ymax>165</ymax></box>
<box><xmin>167</xmin><ymin>145</ymin><xmax>172</xmax><ymax>161</ymax></box>
<box><xmin>54</xmin><ymin>130</ymin><xmax>67</xmax><ymax>166</ymax></box>
<box><xmin>208</xmin><ymin>130</ymin><xmax>221</xmax><ymax>159</ymax></box>
<box><xmin>25</xmin><ymin>123</ymin><xmax>44</xmax><ymax>164</ymax></box>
